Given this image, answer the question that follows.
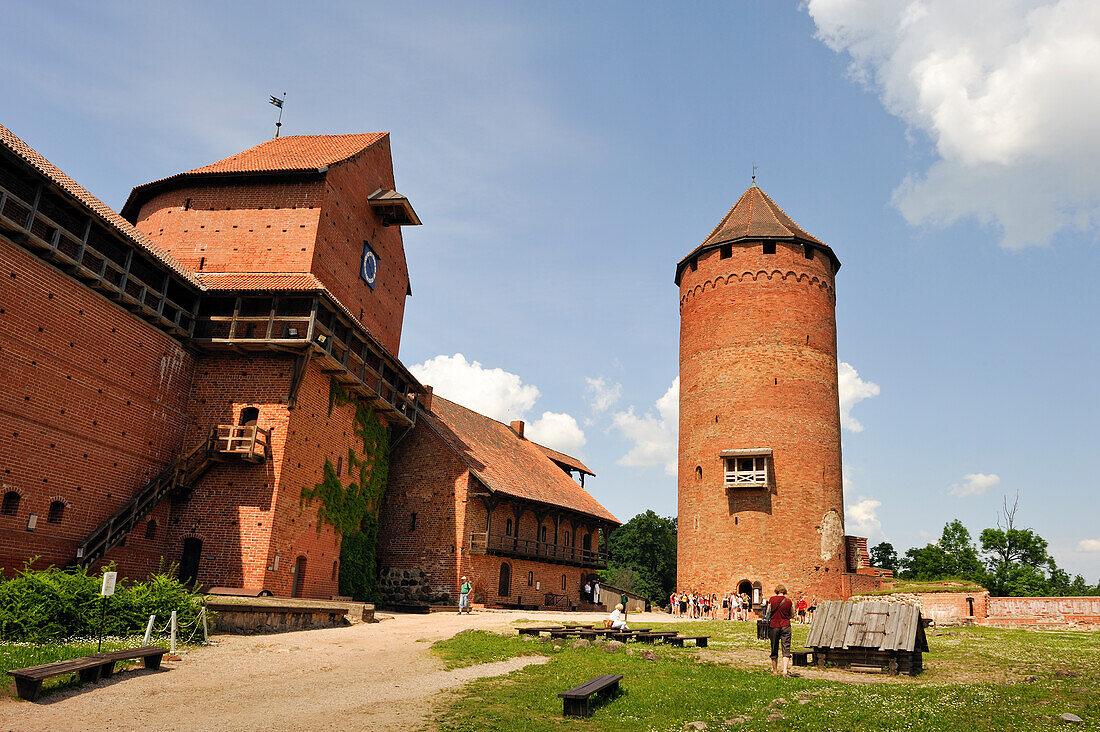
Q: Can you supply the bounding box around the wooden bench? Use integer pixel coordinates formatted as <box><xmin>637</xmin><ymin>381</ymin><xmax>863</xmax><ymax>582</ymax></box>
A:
<box><xmin>516</xmin><ymin>626</ymin><xmax>561</xmax><ymax>636</ymax></box>
<box><xmin>667</xmin><ymin>635</ymin><xmax>709</xmax><ymax>647</ymax></box>
<box><xmin>549</xmin><ymin>629</ymin><xmax>582</xmax><ymax>639</ymax></box>
<box><xmin>561</xmin><ymin>623</ymin><xmax>593</xmax><ymax>629</ymax></box>
<box><xmin>635</xmin><ymin>631</ymin><xmax>678</xmax><ymax>643</ymax></box>
<box><xmin>559</xmin><ymin>674</ymin><xmax>623</xmax><ymax>717</ymax></box>
<box><xmin>7</xmin><ymin>646</ymin><xmax>168</xmax><ymax>701</ymax></box>
<box><xmin>791</xmin><ymin>649</ymin><xmax>814</xmax><ymax>667</ymax></box>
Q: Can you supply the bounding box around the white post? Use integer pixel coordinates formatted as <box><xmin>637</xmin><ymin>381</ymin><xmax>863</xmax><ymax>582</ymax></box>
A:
<box><xmin>143</xmin><ymin>614</ymin><xmax>156</xmax><ymax>646</ymax></box>
<box><xmin>170</xmin><ymin>610</ymin><xmax>177</xmax><ymax>654</ymax></box>
<box><xmin>201</xmin><ymin>607</ymin><xmax>208</xmax><ymax>644</ymax></box>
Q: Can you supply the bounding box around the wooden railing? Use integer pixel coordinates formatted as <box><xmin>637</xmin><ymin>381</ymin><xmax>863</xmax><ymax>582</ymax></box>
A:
<box><xmin>469</xmin><ymin>532</ymin><xmax>608</xmax><ymax>568</ymax></box>
<box><xmin>215</xmin><ymin>424</ymin><xmax>271</xmax><ymax>461</ymax></box>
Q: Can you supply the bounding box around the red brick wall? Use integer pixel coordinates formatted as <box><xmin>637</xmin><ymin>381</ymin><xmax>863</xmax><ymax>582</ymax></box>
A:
<box><xmin>133</xmin><ymin>181</ymin><xmax>324</xmax><ymax>273</ymax></box>
<box><xmin>677</xmin><ymin>238</ymin><xmax>847</xmax><ymax>601</ymax></box>
<box><xmin>987</xmin><ymin>596</ymin><xmax>1100</xmax><ymax>623</ymax></box>
<box><xmin>379</xmin><ymin>419</ymin><xmax>466</xmax><ymax>598</ymax></box>
<box><xmin>313</xmin><ymin>140</ymin><xmax>410</xmax><ymax>354</ymax></box>
<box><xmin>0</xmin><ymin>239</ymin><xmax>193</xmax><ymax>577</ymax></box>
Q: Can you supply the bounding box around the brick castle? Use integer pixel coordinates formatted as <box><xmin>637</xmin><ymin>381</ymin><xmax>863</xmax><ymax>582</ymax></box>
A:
<box><xmin>0</xmin><ymin>124</ymin><xmax>617</xmax><ymax>605</ymax></box>
<box><xmin>676</xmin><ymin>185</ymin><xmax>888</xmax><ymax>605</ymax></box>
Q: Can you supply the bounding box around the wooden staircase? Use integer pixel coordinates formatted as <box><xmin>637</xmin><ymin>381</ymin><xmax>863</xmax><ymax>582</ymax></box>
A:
<box><xmin>73</xmin><ymin>425</ymin><xmax>270</xmax><ymax>568</ymax></box>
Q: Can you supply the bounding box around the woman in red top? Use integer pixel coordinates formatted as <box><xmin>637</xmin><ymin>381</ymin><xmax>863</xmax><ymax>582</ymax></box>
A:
<box><xmin>796</xmin><ymin>596</ymin><xmax>808</xmax><ymax>624</ymax></box>
<box><xmin>767</xmin><ymin>585</ymin><xmax>794</xmax><ymax>676</ymax></box>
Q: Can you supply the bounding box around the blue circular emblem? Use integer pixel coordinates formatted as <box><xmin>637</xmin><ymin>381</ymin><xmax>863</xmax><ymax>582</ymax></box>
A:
<box><xmin>361</xmin><ymin>248</ymin><xmax>378</xmax><ymax>286</ymax></box>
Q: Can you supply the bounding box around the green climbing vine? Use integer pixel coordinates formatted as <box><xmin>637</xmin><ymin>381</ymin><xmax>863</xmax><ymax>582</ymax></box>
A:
<box><xmin>299</xmin><ymin>379</ymin><xmax>391</xmax><ymax>600</ymax></box>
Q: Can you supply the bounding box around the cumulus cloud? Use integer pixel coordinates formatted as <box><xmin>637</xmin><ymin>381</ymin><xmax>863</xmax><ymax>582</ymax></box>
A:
<box><xmin>526</xmin><ymin>411</ymin><xmax>586</xmax><ymax>455</ymax></box>
<box><xmin>410</xmin><ymin>354</ymin><xmax>587</xmax><ymax>454</ymax></box>
<box><xmin>950</xmin><ymin>472</ymin><xmax>1001</xmax><ymax>497</ymax></box>
<box><xmin>584</xmin><ymin>376</ymin><xmax>622</xmax><ymax>414</ymax></box>
<box><xmin>838</xmin><ymin>361</ymin><xmax>880</xmax><ymax>432</ymax></box>
<box><xmin>1076</xmin><ymin>539</ymin><xmax>1100</xmax><ymax>552</ymax></box>
<box><xmin>409</xmin><ymin>353</ymin><xmax>539</xmax><ymax>421</ymax></box>
<box><xmin>807</xmin><ymin>0</ymin><xmax>1100</xmax><ymax>249</ymax></box>
<box><xmin>611</xmin><ymin>376</ymin><xmax>679</xmax><ymax>475</ymax></box>
<box><xmin>846</xmin><ymin>497</ymin><xmax>883</xmax><ymax>540</ymax></box>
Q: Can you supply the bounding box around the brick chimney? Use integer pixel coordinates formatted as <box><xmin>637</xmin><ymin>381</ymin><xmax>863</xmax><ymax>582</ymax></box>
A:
<box><xmin>510</xmin><ymin>420</ymin><xmax>525</xmax><ymax>439</ymax></box>
<box><xmin>420</xmin><ymin>385</ymin><xmax>433</xmax><ymax>412</ymax></box>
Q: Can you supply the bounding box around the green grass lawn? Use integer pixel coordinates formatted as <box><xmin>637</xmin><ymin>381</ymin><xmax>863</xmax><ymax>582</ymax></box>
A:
<box><xmin>433</xmin><ymin>620</ymin><xmax>1099</xmax><ymax>731</ymax></box>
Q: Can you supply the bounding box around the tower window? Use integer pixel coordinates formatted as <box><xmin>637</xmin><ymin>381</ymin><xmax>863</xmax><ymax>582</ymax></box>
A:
<box><xmin>689</xmin><ymin>258</ymin><xmax>698</xmax><ymax>272</ymax></box>
<box><xmin>723</xmin><ymin>454</ymin><xmax>770</xmax><ymax>488</ymax></box>
<box><xmin>1</xmin><ymin>491</ymin><xmax>19</xmax><ymax>516</ymax></box>
<box><xmin>409</xmin><ymin>512</ymin><xmax>417</xmax><ymax>531</ymax></box>
<box><xmin>561</xmin><ymin>574</ymin><xmax>567</xmax><ymax>590</ymax></box>
<box><xmin>336</xmin><ymin>456</ymin><xmax>343</xmax><ymax>476</ymax></box>
<box><xmin>145</xmin><ymin>519</ymin><xmax>158</xmax><ymax>540</ymax></box>
<box><xmin>527</xmin><ymin>571</ymin><xmax>534</xmax><ymax>587</ymax></box>
<box><xmin>539</xmin><ymin>525</ymin><xmax>547</xmax><ymax>542</ymax></box>
<box><xmin>720</xmin><ymin>244</ymin><xmax>732</xmax><ymax>259</ymax></box>
<box><xmin>47</xmin><ymin>501</ymin><xmax>65</xmax><ymax>524</ymax></box>
<box><xmin>695</xmin><ymin>466</ymin><xmax>702</xmax><ymax>481</ymax></box>
<box><xmin>804</xmin><ymin>246</ymin><xmax>814</xmax><ymax>260</ymax></box>
<box><xmin>505</xmin><ymin>518</ymin><xmax>513</xmax><ymax>536</ymax></box>
<box><xmin>763</xmin><ymin>242</ymin><xmax>776</xmax><ymax>255</ymax></box>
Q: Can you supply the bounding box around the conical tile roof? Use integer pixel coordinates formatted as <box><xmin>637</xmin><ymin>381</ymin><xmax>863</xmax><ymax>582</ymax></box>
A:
<box><xmin>676</xmin><ymin>185</ymin><xmax>839</xmax><ymax>284</ymax></box>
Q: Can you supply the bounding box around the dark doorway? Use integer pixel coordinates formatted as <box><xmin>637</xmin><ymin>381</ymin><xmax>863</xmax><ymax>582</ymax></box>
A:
<box><xmin>966</xmin><ymin>597</ymin><xmax>975</xmax><ymax>617</ymax></box>
<box><xmin>179</xmin><ymin>538</ymin><xmax>202</xmax><ymax>587</ymax></box>
<box><xmin>239</xmin><ymin>407</ymin><xmax>259</xmax><ymax>426</ymax></box>
<box><xmin>737</xmin><ymin>580</ymin><xmax>752</xmax><ymax>599</ymax></box>
<box><xmin>292</xmin><ymin>556</ymin><xmax>307</xmax><ymax>598</ymax></box>
<box><xmin>582</xmin><ymin>533</ymin><xmax>591</xmax><ymax>551</ymax></box>
<box><xmin>498</xmin><ymin>562</ymin><xmax>511</xmax><ymax>597</ymax></box>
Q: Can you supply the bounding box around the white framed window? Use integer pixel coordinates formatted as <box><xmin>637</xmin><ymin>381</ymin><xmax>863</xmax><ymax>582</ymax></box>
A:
<box><xmin>721</xmin><ymin>449</ymin><xmax>771</xmax><ymax>488</ymax></box>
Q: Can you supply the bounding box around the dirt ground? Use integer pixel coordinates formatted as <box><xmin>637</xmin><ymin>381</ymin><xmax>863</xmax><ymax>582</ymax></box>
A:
<box><xmin>0</xmin><ymin>609</ymin><xmax>662</xmax><ymax>732</ymax></box>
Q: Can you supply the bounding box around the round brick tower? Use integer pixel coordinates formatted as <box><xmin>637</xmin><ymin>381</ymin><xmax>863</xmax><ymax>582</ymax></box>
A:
<box><xmin>676</xmin><ymin>184</ymin><xmax>846</xmax><ymax>604</ymax></box>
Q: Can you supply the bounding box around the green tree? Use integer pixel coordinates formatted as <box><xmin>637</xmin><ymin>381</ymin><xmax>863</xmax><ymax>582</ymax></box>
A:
<box><xmin>939</xmin><ymin>519</ymin><xmax>985</xmax><ymax>581</ymax></box>
<box><xmin>900</xmin><ymin>543</ymin><xmax>951</xmax><ymax>580</ymax></box>
<box><xmin>869</xmin><ymin>542</ymin><xmax>898</xmax><ymax>572</ymax></box>
<box><xmin>599</xmin><ymin>511</ymin><xmax>676</xmax><ymax>604</ymax></box>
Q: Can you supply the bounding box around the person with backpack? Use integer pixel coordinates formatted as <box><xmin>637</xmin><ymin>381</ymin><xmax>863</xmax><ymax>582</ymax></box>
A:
<box><xmin>458</xmin><ymin>575</ymin><xmax>473</xmax><ymax>614</ymax></box>
<box><xmin>766</xmin><ymin>584</ymin><xmax>794</xmax><ymax>676</ymax></box>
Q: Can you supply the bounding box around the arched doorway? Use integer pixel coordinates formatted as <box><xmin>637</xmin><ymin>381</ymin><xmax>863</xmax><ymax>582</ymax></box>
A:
<box><xmin>239</xmin><ymin>407</ymin><xmax>259</xmax><ymax>426</ymax></box>
<box><xmin>179</xmin><ymin>538</ymin><xmax>202</xmax><ymax>587</ymax></box>
<box><xmin>498</xmin><ymin>562</ymin><xmax>511</xmax><ymax>597</ymax></box>
<box><xmin>737</xmin><ymin>579</ymin><xmax>752</xmax><ymax>599</ymax></box>
<box><xmin>292</xmin><ymin>556</ymin><xmax>307</xmax><ymax>597</ymax></box>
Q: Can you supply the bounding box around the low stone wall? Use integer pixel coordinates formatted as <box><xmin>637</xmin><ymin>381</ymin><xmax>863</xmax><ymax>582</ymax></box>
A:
<box><xmin>206</xmin><ymin>600</ymin><xmax>374</xmax><ymax>634</ymax></box>
<box><xmin>986</xmin><ymin>596</ymin><xmax>1100</xmax><ymax>625</ymax></box>
<box><xmin>852</xmin><ymin>591</ymin><xmax>989</xmax><ymax>624</ymax></box>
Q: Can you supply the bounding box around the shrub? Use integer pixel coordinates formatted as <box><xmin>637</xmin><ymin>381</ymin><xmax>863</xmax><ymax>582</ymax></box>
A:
<box><xmin>0</xmin><ymin>561</ymin><xmax>205</xmax><ymax>642</ymax></box>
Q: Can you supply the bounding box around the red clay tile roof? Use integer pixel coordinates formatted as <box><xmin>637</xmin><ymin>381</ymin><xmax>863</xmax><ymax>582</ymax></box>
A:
<box><xmin>423</xmin><ymin>396</ymin><xmax>619</xmax><ymax>524</ymax></box>
<box><xmin>196</xmin><ymin>272</ymin><xmax>325</xmax><ymax>291</ymax></box>
<box><xmin>122</xmin><ymin>133</ymin><xmax>388</xmax><ymax>219</ymax></box>
<box><xmin>534</xmin><ymin>443</ymin><xmax>595</xmax><ymax>477</ymax></box>
<box><xmin>0</xmin><ymin>123</ymin><xmax>200</xmax><ymax>287</ymax></box>
<box><xmin>676</xmin><ymin>185</ymin><xmax>840</xmax><ymax>283</ymax></box>
<box><xmin>186</xmin><ymin>133</ymin><xmax>387</xmax><ymax>175</ymax></box>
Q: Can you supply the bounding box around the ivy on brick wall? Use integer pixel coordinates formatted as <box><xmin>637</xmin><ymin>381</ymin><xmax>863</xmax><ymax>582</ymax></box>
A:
<box><xmin>299</xmin><ymin>379</ymin><xmax>390</xmax><ymax>601</ymax></box>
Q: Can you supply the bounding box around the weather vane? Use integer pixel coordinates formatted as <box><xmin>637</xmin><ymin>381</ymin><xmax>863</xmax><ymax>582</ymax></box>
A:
<box><xmin>752</xmin><ymin>163</ymin><xmax>758</xmax><ymax>186</ymax></box>
<box><xmin>269</xmin><ymin>93</ymin><xmax>286</xmax><ymax>139</ymax></box>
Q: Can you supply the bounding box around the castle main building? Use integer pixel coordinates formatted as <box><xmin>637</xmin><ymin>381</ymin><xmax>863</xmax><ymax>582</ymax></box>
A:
<box><xmin>676</xmin><ymin>185</ymin><xmax>883</xmax><ymax>603</ymax></box>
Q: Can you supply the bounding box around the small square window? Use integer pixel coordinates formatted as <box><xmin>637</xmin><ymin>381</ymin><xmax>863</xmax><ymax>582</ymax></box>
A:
<box><xmin>762</xmin><ymin>242</ymin><xmax>776</xmax><ymax>255</ymax></box>
<box><xmin>720</xmin><ymin>244</ymin><xmax>732</xmax><ymax>259</ymax></box>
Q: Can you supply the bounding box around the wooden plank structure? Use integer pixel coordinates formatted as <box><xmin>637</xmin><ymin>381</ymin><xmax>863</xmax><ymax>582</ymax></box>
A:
<box><xmin>805</xmin><ymin>600</ymin><xmax>928</xmax><ymax>676</ymax></box>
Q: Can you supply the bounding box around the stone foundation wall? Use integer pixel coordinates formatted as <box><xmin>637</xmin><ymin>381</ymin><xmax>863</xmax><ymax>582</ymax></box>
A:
<box><xmin>378</xmin><ymin>566</ymin><xmax>451</xmax><ymax>607</ymax></box>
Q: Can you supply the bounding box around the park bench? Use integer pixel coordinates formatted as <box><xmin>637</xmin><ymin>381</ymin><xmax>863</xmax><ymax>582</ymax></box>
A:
<box><xmin>549</xmin><ymin>629</ymin><xmax>583</xmax><ymax>639</ymax></box>
<box><xmin>635</xmin><ymin>631</ymin><xmax>677</xmax><ymax>643</ymax></box>
<box><xmin>7</xmin><ymin>645</ymin><xmax>168</xmax><ymax>701</ymax></box>
<box><xmin>559</xmin><ymin>674</ymin><xmax>623</xmax><ymax>717</ymax></box>
<box><xmin>516</xmin><ymin>626</ymin><xmax>562</xmax><ymax>636</ymax></box>
<box><xmin>561</xmin><ymin>623</ymin><xmax>593</xmax><ymax>629</ymax></box>
<box><xmin>667</xmin><ymin>635</ymin><xmax>709</xmax><ymax>647</ymax></box>
<box><xmin>791</xmin><ymin>649</ymin><xmax>814</xmax><ymax>667</ymax></box>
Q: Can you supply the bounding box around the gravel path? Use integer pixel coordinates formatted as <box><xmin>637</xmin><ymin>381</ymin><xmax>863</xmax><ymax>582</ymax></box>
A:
<box><xmin>1</xmin><ymin>609</ymin><xmax>666</xmax><ymax>731</ymax></box>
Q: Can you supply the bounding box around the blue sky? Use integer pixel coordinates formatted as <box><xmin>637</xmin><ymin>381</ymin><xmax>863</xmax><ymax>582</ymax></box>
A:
<box><xmin>3</xmin><ymin>1</ymin><xmax>1098</xmax><ymax>578</ymax></box>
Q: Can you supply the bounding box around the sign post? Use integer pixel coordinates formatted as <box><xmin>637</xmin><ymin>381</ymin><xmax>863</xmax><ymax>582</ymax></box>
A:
<box><xmin>98</xmin><ymin>571</ymin><xmax>117</xmax><ymax>652</ymax></box>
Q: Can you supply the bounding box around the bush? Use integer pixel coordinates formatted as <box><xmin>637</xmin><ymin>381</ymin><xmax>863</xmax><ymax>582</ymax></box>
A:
<box><xmin>0</xmin><ymin>562</ymin><xmax>205</xmax><ymax>642</ymax></box>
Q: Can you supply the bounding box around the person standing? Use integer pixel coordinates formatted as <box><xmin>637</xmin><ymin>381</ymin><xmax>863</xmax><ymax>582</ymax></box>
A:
<box><xmin>621</xmin><ymin>591</ymin><xmax>629</xmax><ymax>620</ymax></box>
<box><xmin>458</xmin><ymin>575</ymin><xmax>473</xmax><ymax>614</ymax></box>
<box><xmin>584</xmin><ymin>580</ymin><xmax>592</xmax><ymax>604</ymax></box>
<box><xmin>767</xmin><ymin>585</ymin><xmax>794</xmax><ymax>676</ymax></box>
<box><xmin>593</xmin><ymin>580</ymin><xmax>601</xmax><ymax>605</ymax></box>
<box><xmin>796</xmin><ymin>596</ymin><xmax>808</xmax><ymax>624</ymax></box>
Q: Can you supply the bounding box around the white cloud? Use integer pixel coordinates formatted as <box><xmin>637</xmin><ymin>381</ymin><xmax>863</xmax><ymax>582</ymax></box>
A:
<box><xmin>611</xmin><ymin>376</ymin><xmax>679</xmax><ymax>476</ymax></box>
<box><xmin>1076</xmin><ymin>539</ymin><xmax>1100</xmax><ymax>552</ymax></box>
<box><xmin>808</xmin><ymin>0</ymin><xmax>1100</xmax><ymax>249</ymax></box>
<box><xmin>838</xmin><ymin>362</ymin><xmax>880</xmax><ymax>432</ymax></box>
<box><xmin>584</xmin><ymin>376</ymin><xmax>622</xmax><ymax>414</ymax></box>
<box><xmin>526</xmin><ymin>411</ymin><xmax>586</xmax><ymax>455</ymax></box>
<box><xmin>846</xmin><ymin>497</ymin><xmax>883</xmax><ymax>540</ymax></box>
<box><xmin>949</xmin><ymin>472</ymin><xmax>1001</xmax><ymax>497</ymax></box>
<box><xmin>410</xmin><ymin>353</ymin><xmax>539</xmax><ymax>421</ymax></box>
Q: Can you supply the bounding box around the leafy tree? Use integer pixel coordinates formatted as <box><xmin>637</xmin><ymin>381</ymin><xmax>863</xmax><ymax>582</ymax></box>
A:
<box><xmin>939</xmin><ymin>519</ymin><xmax>985</xmax><ymax>580</ymax></box>
<box><xmin>900</xmin><ymin>543</ymin><xmax>952</xmax><ymax>580</ymax></box>
<box><xmin>869</xmin><ymin>542</ymin><xmax>898</xmax><ymax>572</ymax></box>
<box><xmin>599</xmin><ymin>511</ymin><xmax>676</xmax><ymax>604</ymax></box>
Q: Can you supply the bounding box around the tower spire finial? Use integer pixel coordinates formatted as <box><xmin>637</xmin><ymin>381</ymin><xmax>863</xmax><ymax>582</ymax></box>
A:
<box><xmin>751</xmin><ymin>163</ymin><xmax>758</xmax><ymax>187</ymax></box>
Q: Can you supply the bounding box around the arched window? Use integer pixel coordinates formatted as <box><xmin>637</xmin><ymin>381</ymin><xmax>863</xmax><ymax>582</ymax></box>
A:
<box><xmin>1</xmin><ymin>491</ymin><xmax>19</xmax><ymax>516</ymax></box>
<box><xmin>582</xmin><ymin>533</ymin><xmax>591</xmax><ymax>551</ymax></box>
<box><xmin>539</xmin><ymin>525</ymin><xmax>547</xmax><ymax>543</ymax></box>
<box><xmin>695</xmin><ymin>465</ymin><xmax>702</xmax><ymax>480</ymax></box>
<box><xmin>561</xmin><ymin>574</ymin><xmax>567</xmax><ymax>590</ymax></box>
<box><xmin>239</xmin><ymin>407</ymin><xmax>259</xmax><ymax>426</ymax></box>
<box><xmin>145</xmin><ymin>520</ymin><xmax>158</xmax><ymax>540</ymax></box>
<box><xmin>564</xmin><ymin>531</ymin><xmax>570</xmax><ymax>546</ymax></box>
<box><xmin>332</xmin><ymin>560</ymin><xmax>339</xmax><ymax>581</ymax></box>
<box><xmin>505</xmin><ymin>518</ymin><xmax>513</xmax><ymax>536</ymax></box>
<box><xmin>47</xmin><ymin>501</ymin><xmax>65</xmax><ymax>524</ymax></box>
<box><xmin>498</xmin><ymin>563</ymin><xmax>511</xmax><ymax>597</ymax></box>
